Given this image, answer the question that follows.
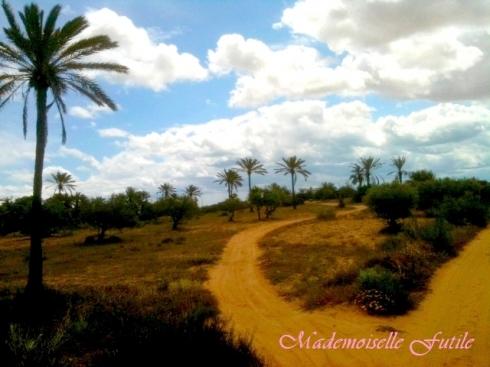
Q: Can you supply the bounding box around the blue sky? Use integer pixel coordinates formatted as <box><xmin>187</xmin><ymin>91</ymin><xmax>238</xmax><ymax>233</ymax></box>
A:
<box><xmin>1</xmin><ymin>0</ymin><xmax>489</xmax><ymax>204</ymax></box>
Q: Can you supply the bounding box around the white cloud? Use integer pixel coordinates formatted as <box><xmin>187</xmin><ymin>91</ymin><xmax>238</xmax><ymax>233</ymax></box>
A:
<box><xmin>58</xmin><ymin>146</ymin><xmax>101</xmax><ymax>170</ymax></box>
<box><xmin>208</xmin><ymin>34</ymin><xmax>370</xmax><ymax>107</ymax></box>
<box><xmin>68</xmin><ymin>103</ymin><xmax>113</xmax><ymax>119</ymax></box>
<box><xmin>3</xmin><ymin>98</ymin><xmax>489</xmax><ymax>203</ymax></box>
<box><xmin>0</xmin><ymin>133</ymin><xmax>34</xmax><ymax>168</ymax></box>
<box><xmin>97</xmin><ymin>128</ymin><xmax>130</xmax><ymax>139</ymax></box>
<box><xmin>80</xmin><ymin>8</ymin><xmax>208</xmax><ymax>91</ymax></box>
<box><xmin>275</xmin><ymin>0</ymin><xmax>490</xmax><ymax>102</ymax></box>
<box><xmin>57</xmin><ymin>100</ymin><xmax>490</xmax><ymax>202</ymax></box>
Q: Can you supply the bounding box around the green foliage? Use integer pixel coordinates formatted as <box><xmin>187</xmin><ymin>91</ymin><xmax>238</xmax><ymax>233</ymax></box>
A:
<box><xmin>438</xmin><ymin>193</ymin><xmax>488</xmax><ymax>227</ymax></box>
<box><xmin>420</xmin><ymin>218</ymin><xmax>454</xmax><ymax>254</ymax></box>
<box><xmin>220</xmin><ymin>197</ymin><xmax>242</xmax><ymax>222</ymax></box>
<box><xmin>249</xmin><ymin>185</ymin><xmax>288</xmax><ymax>220</ymax></box>
<box><xmin>356</xmin><ymin>266</ymin><xmax>408</xmax><ymax>314</ymax></box>
<box><xmin>82</xmin><ymin>194</ymin><xmax>140</xmax><ymax>242</ymax></box>
<box><xmin>0</xmin><ymin>196</ymin><xmax>32</xmax><ymax>235</ymax></box>
<box><xmin>409</xmin><ymin>170</ymin><xmax>435</xmax><ymax>183</ymax></box>
<box><xmin>155</xmin><ymin>195</ymin><xmax>198</xmax><ymax>230</ymax></box>
<box><xmin>365</xmin><ymin>183</ymin><xmax>417</xmax><ymax>229</ymax></box>
<box><xmin>415</xmin><ymin>178</ymin><xmax>486</xmax><ymax>211</ymax></box>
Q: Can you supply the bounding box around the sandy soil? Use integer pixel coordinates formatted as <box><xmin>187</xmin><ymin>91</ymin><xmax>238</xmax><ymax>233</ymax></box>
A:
<box><xmin>207</xmin><ymin>208</ymin><xmax>490</xmax><ymax>367</ymax></box>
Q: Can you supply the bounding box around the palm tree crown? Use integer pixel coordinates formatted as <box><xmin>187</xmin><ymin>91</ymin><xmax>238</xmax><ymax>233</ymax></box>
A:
<box><xmin>349</xmin><ymin>163</ymin><xmax>364</xmax><ymax>188</ymax></box>
<box><xmin>49</xmin><ymin>171</ymin><xmax>76</xmax><ymax>195</ymax></box>
<box><xmin>359</xmin><ymin>156</ymin><xmax>382</xmax><ymax>186</ymax></box>
<box><xmin>275</xmin><ymin>156</ymin><xmax>310</xmax><ymax>209</ymax></box>
<box><xmin>390</xmin><ymin>155</ymin><xmax>408</xmax><ymax>183</ymax></box>
<box><xmin>185</xmin><ymin>184</ymin><xmax>202</xmax><ymax>200</ymax></box>
<box><xmin>0</xmin><ymin>2</ymin><xmax>128</xmax><ymax>142</ymax></box>
<box><xmin>158</xmin><ymin>182</ymin><xmax>176</xmax><ymax>199</ymax></box>
<box><xmin>0</xmin><ymin>1</ymin><xmax>127</xmax><ymax>293</ymax></box>
<box><xmin>236</xmin><ymin>157</ymin><xmax>267</xmax><ymax>209</ymax></box>
<box><xmin>216</xmin><ymin>169</ymin><xmax>243</xmax><ymax>199</ymax></box>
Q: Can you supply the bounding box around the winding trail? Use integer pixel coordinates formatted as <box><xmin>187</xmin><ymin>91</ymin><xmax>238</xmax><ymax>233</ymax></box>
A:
<box><xmin>207</xmin><ymin>208</ymin><xmax>490</xmax><ymax>367</ymax></box>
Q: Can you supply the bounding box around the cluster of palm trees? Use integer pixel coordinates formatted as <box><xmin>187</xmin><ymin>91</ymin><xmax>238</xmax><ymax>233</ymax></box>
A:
<box><xmin>349</xmin><ymin>155</ymin><xmax>409</xmax><ymax>188</ymax></box>
<box><xmin>215</xmin><ymin>156</ymin><xmax>310</xmax><ymax>209</ymax></box>
<box><xmin>158</xmin><ymin>182</ymin><xmax>202</xmax><ymax>202</ymax></box>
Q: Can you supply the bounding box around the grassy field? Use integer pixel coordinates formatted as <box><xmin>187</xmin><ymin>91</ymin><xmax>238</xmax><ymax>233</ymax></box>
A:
<box><xmin>0</xmin><ymin>204</ymin><xmax>324</xmax><ymax>291</ymax></box>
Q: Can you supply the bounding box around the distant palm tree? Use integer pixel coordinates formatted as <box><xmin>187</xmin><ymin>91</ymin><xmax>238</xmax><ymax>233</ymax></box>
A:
<box><xmin>349</xmin><ymin>163</ymin><xmax>364</xmax><ymax>189</ymax></box>
<box><xmin>49</xmin><ymin>171</ymin><xmax>76</xmax><ymax>195</ymax></box>
<box><xmin>158</xmin><ymin>183</ymin><xmax>176</xmax><ymax>199</ymax></box>
<box><xmin>360</xmin><ymin>156</ymin><xmax>382</xmax><ymax>186</ymax></box>
<box><xmin>0</xmin><ymin>2</ymin><xmax>127</xmax><ymax>293</ymax></box>
<box><xmin>275</xmin><ymin>156</ymin><xmax>310</xmax><ymax>209</ymax></box>
<box><xmin>236</xmin><ymin>157</ymin><xmax>267</xmax><ymax>211</ymax></box>
<box><xmin>185</xmin><ymin>184</ymin><xmax>202</xmax><ymax>201</ymax></box>
<box><xmin>390</xmin><ymin>156</ymin><xmax>408</xmax><ymax>183</ymax></box>
<box><xmin>216</xmin><ymin>169</ymin><xmax>243</xmax><ymax>199</ymax></box>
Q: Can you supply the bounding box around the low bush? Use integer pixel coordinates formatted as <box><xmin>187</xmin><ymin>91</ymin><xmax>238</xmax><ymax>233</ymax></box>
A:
<box><xmin>365</xmin><ymin>184</ymin><xmax>417</xmax><ymax>230</ymax></box>
<box><xmin>420</xmin><ymin>218</ymin><xmax>454</xmax><ymax>254</ymax></box>
<box><xmin>316</xmin><ymin>207</ymin><xmax>336</xmax><ymax>221</ymax></box>
<box><xmin>438</xmin><ymin>193</ymin><xmax>488</xmax><ymax>227</ymax></box>
<box><xmin>356</xmin><ymin>266</ymin><xmax>409</xmax><ymax>315</ymax></box>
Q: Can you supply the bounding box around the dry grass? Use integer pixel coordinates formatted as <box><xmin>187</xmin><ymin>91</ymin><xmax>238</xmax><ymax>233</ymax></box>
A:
<box><xmin>0</xmin><ymin>204</ymin><xmax>323</xmax><ymax>293</ymax></box>
<box><xmin>259</xmin><ymin>210</ymin><xmax>388</xmax><ymax>308</ymax></box>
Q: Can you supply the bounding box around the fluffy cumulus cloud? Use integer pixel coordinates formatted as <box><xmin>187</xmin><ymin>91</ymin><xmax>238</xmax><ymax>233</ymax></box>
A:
<box><xmin>208</xmin><ymin>34</ymin><xmax>370</xmax><ymax>107</ymax></box>
<box><xmin>17</xmin><ymin>100</ymin><xmax>485</xmax><ymax>203</ymax></box>
<box><xmin>275</xmin><ymin>0</ymin><xmax>490</xmax><ymax>102</ymax></box>
<box><xmin>79</xmin><ymin>8</ymin><xmax>208</xmax><ymax>91</ymax></box>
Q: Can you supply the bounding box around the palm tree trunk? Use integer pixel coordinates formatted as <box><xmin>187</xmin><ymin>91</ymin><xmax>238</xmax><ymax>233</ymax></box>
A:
<box><xmin>248</xmin><ymin>173</ymin><xmax>253</xmax><ymax>212</ymax></box>
<box><xmin>291</xmin><ymin>173</ymin><xmax>296</xmax><ymax>209</ymax></box>
<box><xmin>26</xmin><ymin>87</ymin><xmax>48</xmax><ymax>294</ymax></box>
<box><xmin>398</xmin><ymin>171</ymin><xmax>403</xmax><ymax>183</ymax></box>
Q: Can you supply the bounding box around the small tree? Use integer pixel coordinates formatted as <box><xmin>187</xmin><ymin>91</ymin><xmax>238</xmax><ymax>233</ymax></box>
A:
<box><xmin>249</xmin><ymin>185</ymin><xmax>287</xmax><ymax>220</ymax></box>
<box><xmin>221</xmin><ymin>197</ymin><xmax>241</xmax><ymax>222</ymax></box>
<box><xmin>366</xmin><ymin>183</ymin><xmax>417</xmax><ymax>230</ymax></box>
<box><xmin>157</xmin><ymin>196</ymin><xmax>198</xmax><ymax>230</ymax></box>
<box><xmin>82</xmin><ymin>195</ymin><xmax>138</xmax><ymax>243</ymax></box>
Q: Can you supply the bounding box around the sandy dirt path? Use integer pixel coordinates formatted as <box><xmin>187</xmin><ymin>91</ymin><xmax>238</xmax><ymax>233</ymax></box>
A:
<box><xmin>207</xmin><ymin>208</ymin><xmax>490</xmax><ymax>367</ymax></box>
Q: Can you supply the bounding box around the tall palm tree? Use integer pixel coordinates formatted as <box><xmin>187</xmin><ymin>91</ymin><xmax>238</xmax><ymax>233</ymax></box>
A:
<box><xmin>236</xmin><ymin>157</ymin><xmax>267</xmax><ymax>211</ymax></box>
<box><xmin>275</xmin><ymin>156</ymin><xmax>310</xmax><ymax>209</ymax></box>
<box><xmin>49</xmin><ymin>171</ymin><xmax>76</xmax><ymax>195</ymax></box>
<box><xmin>360</xmin><ymin>156</ymin><xmax>382</xmax><ymax>186</ymax></box>
<box><xmin>185</xmin><ymin>184</ymin><xmax>202</xmax><ymax>201</ymax></box>
<box><xmin>349</xmin><ymin>163</ymin><xmax>364</xmax><ymax>189</ymax></box>
<box><xmin>158</xmin><ymin>182</ymin><xmax>176</xmax><ymax>199</ymax></box>
<box><xmin>390</xmin><ymin>155</ymin><xmax>408</xmax><ymax>183</ymax></box>
<box><xmin>216</xmin><ymin>169</ymin><xmax>243</xmax><ymax>199</ymax></box>
<box><xmin>0</xmin><ymin>2</ymin><xmax>127</xmax><ymax>294</ymax></box>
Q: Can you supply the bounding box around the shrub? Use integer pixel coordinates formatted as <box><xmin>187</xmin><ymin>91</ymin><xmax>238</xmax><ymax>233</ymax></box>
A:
<box><xmin>365</xmin><ymin>183</ymin><xmax>417</xmax><ymax>230</ymax></box>
<box><xmin>221</xmin><ymin>197</ymin><xmax>242</xmax><ymax>222</ymax></box>
<box><xmin>409</xmin><ymin>170</ymin><xmax>435</xmax><ymax>183</ymax></box>
<box><xmin>438</xmin><ymin>193</ymin><xmax>488</xmax><ymax>227</ymax></box>
<box><xmin>356</xmin><ymin>266</ymin><xmax>408</xmax><ymax>314</ymax></box>
<box><xmin>316</xmin><ymin>207</ymin><xmax>336</xmax><ymax>221</ymax></box>
<box><xmin>249</xmin><ymin>185</ymin><xmax>287</xmax><ymax>220</ymax></box>
<box><xmin>378</xmin><ymin>235</ymin><xmax>406</xmax><ymax>252</ymax></box>
<box><xmin>420</xmin><ymin>218</ymin><xmax>454</xmax><ymax>254</ymax></box>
